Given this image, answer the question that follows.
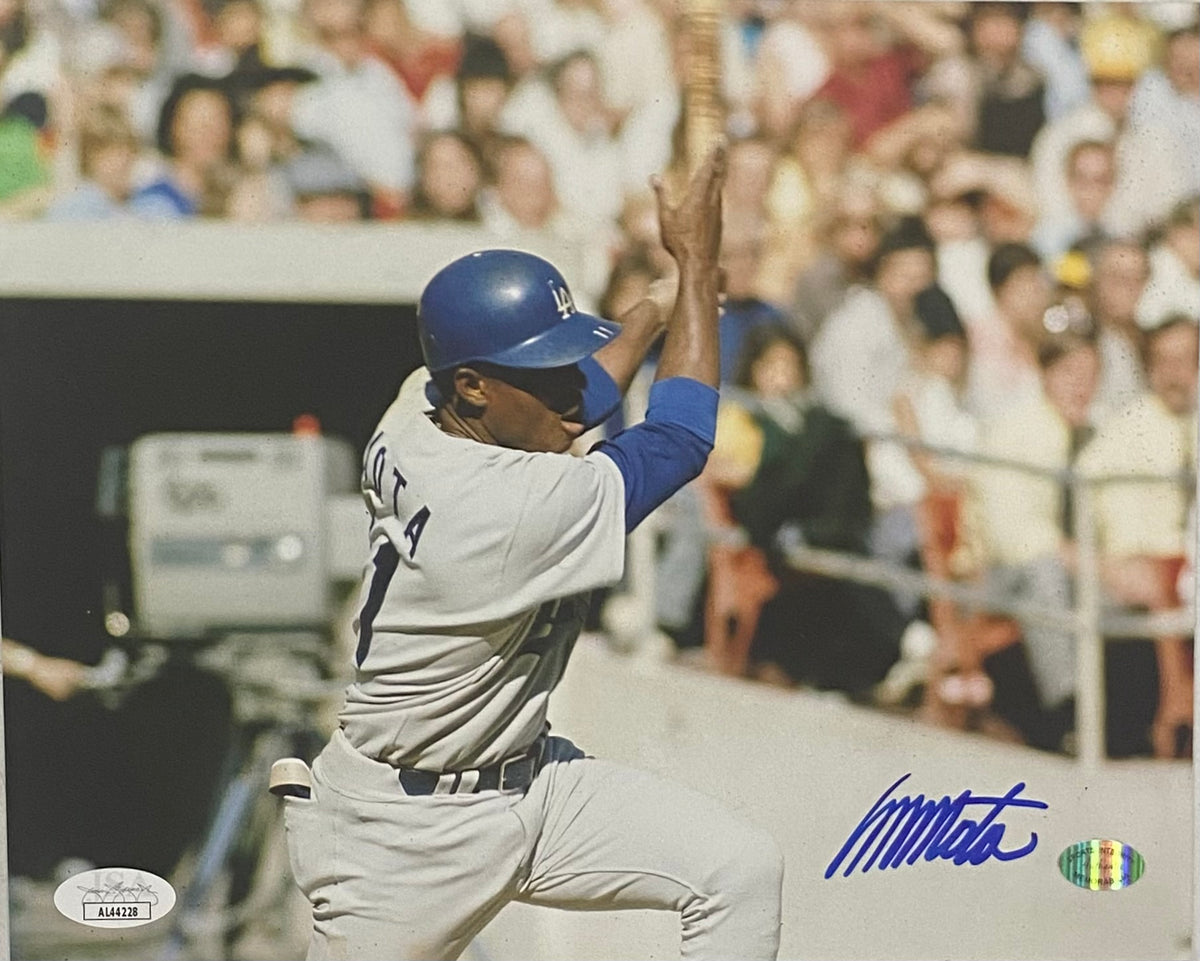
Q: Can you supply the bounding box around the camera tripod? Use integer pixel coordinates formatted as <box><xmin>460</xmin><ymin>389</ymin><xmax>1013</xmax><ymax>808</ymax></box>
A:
<box><xmin>155</xmin><ymin>630</ymin><xmax>342</xmax><ymax>961</ymax></box>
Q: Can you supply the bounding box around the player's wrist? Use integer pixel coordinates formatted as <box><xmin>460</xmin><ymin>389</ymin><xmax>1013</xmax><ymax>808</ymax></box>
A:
<box><xmin>619</xmin><ymin>296</ymin><xmax>668</xmax><ymax>335</ymax></box>
<box><xmin>672</xmin><ymin>244</ymin><xmax>719</xmax><ymax>271</ymax></box>
<box><xmin>3</xmin><ymin>642</ymin><xmax>38</xmax><ymax>679</ymax></box>
<box><xmin>674</xmin><ymin>264</ymin><xmax>720</xmax><ymax>306</ymax></box>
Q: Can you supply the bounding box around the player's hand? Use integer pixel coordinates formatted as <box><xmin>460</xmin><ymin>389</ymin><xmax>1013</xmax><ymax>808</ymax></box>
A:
<box><xmin>651</xmin><ymin>140</ymin><xmax>727</xmax><ymax>269</ymax></box>
<box><xmin>27</xmin><ymin>654</ymin><xmax>87</xmax><ymax>701</ymax></box>
<box><xmin>645</xmin><ymin>273</ymin><xmax>679</xmax><ymax>321</ymax></box>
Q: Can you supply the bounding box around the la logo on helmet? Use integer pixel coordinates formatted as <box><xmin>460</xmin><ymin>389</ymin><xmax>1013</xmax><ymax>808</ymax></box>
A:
<box><xmin>552</xmin><ymin>285</ymin><xmax>576</xmax><ymax>319</ymax></box>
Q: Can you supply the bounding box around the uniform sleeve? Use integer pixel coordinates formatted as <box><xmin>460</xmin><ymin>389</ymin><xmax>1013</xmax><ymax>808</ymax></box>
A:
<box><xmin>497</xmin><ymin>450</ymin><xmax>628</xmax><ymax>604</ymax></box>
<box><xmin>497</xmin><ymin>377</ymin><xmax>717</xmax><ymax>607</ymax></box>
<box><xmin>593</xmin><ymin>377</ymin><xmax>718</xmax><ymax>531</ymax></box>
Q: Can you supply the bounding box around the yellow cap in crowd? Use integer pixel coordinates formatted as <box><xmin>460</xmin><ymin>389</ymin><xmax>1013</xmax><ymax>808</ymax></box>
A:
<box><xmin>1080</xmin><ymin>16</ymin><xmax>1158</xmax><ymax>82</ymax></box>
<box><xmin>1054</xmin><ymin>250</ymin><xmax>1093</xmax><ymax>291</ymax></box>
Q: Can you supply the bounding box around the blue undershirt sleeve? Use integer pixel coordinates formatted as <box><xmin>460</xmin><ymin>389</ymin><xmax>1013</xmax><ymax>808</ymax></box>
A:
<box><xmin>577</xmin><ymin>355</ymin><xmax>623</xmax><ymax>431</ymax></box>
<box><xmin>592</xmin><ymin>377</ymin><xmax>718</xmax><ymax>532</ymax></box>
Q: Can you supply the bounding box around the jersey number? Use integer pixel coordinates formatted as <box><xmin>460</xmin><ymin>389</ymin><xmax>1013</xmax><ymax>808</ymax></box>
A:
<box><xmin>356</xmin><ymin>433</ymin><xmax>433</xmax><ymax>666</ymax></box>
<box><xmin>353</xmin><ymin>507</ymin><xmax>432</xmax><ymax>667</ymax></box>
<box><xmin>356</xmin><ymin>541</ymin><xmax>399</xmax><ymax>667</ymax></box>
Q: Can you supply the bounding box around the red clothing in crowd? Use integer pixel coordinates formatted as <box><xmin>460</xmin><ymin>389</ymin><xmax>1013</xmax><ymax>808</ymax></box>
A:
<box><xmin>813</xmin><ymin>48</ymin><xmax>919</xmax><ymax>149</ymax></box>
<box><xmin>369</xmin><ymin>39</ymin><xmax>462</xmax><ymax>104</ymax></box>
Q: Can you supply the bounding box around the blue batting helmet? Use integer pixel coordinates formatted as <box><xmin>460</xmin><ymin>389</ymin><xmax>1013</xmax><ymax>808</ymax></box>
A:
<box><xmin>418</xmin><ymin>250</ymin><xmax>620</xmax><ymax>373</ymax></box>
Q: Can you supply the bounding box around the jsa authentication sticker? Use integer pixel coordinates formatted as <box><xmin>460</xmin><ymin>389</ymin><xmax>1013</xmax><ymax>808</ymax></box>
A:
<box><xmin>53</xmin><ymin>866</ymin><xmax>177</xmax><ymax>928</ymax></box>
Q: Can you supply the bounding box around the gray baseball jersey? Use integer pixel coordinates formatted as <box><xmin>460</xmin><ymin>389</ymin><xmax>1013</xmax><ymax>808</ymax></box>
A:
<box><xmin>288</xmin><ymin>367</ymin><xmax>785</xmax><ymax>961</ymax></box>
<box><xmin>338</xmin><ymin>367</ymin><xmax>626</xmax><ymax>771</ymax></box>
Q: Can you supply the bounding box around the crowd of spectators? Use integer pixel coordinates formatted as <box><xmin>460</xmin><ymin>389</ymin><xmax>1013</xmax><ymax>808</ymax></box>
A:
<box><xmin>4</xmin><ymin>0</ymin><xmax>1198</xmax><ymax>757</ymax></box>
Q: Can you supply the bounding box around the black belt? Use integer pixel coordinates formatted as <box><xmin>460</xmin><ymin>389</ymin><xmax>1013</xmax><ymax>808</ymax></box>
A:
<box><xmin>396</xmin><ymin>738</ymin><xmax>545</xmax><ymax>796</ymax></box>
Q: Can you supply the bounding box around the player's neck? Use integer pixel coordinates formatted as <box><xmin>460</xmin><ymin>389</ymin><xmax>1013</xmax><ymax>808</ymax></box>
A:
<box><xmin>434</xmin><ymin>405</ymin><xmax>493</xmax><ymax>445</ymax></box>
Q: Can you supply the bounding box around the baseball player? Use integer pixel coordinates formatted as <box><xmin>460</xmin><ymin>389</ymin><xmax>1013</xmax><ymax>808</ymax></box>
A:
<box><xmin>284</xmin><ymin>142</ymin><xmax>784</xmax><ymax>960</ymax></box>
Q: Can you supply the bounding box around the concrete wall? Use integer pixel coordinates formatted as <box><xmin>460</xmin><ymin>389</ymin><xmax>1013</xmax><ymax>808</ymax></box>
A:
<box><xmin>0</xmin><ymin>222</ymin><xmax>586</xmax><ymax>304</ymax></box>
<box><xmin>478</xmin><ymin>637</ymin><xmax>1193</xmax><ymax>961</ymax></box>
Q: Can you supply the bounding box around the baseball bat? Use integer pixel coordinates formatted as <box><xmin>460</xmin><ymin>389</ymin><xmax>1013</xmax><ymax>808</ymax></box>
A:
<box><xmin>683</xmin><ymin>0</ymin><xmax>725</xmax><ymax>176</ymax></box>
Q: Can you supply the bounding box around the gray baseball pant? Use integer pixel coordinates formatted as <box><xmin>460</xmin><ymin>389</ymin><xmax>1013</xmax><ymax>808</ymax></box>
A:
<box><xmin>284</xmin><ymin>728</ymin><xmax>784</xmax><ymax>960</ymax></box>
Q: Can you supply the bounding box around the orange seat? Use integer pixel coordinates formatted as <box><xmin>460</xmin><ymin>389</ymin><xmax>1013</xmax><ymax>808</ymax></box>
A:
<box><xmin>917</xmin><ymin>488</ymin><xmax>1021</xmax><ymax>729</ymax></box>
<box><xmin>696</xmin><ymin>478</ymin><xmax>779</xmax><ymax>677</ymax></box>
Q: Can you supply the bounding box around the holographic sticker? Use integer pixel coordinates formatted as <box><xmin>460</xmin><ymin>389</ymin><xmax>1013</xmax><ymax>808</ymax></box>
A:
<box><xmin>54</xmin><ymin>866</ymin><xmax>177</xmax><ymax>927</ymax></box>
<box><xmin>1058</xmin><ymin>840</ymin><xmax>1145</xmax><ymax>891</ymax></box>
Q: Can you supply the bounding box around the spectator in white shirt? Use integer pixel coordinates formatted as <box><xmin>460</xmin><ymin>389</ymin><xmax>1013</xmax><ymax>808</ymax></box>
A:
<box><xmin>810</xmin><ymin>216</ymin><xmax>937</xmax><ymax>580</ymax></box>
<box><xmin>286</xmin><ymin>0</ymin><xmax>418</xmax><ymax>218</ymax></box>
<box><xmin>1</xmin><ymin>0</ymin><xmax>62</xmax><ymax>107</ymax></box>
<box><xmin>1085</xmin><ymin>238</ymin><xmax>1150</xmax><ymax>421</ymax></box>
<box><xmin>1030</xmin><ymin>13</ymin><xmax>1189</xmax><ymax>242</ymax></box>
<box><xmin>507</xmin><ymin>48</ymin><xmax>623</xmax><ymax>229</ymax></box>
<box><xmin>1020</xmin><ymin>1</ymin><xmax>1089</xmax><ymax>121</ymax></box>
<box><xmin>1137</xmin><ymin>196</ymin><xmax>1200</xmax><ymax>331</ymax></box>
<box><xmin>1031</xmin><ymin>139</ymin><xmax>1116</xmax><ymax>264</ymax></box>
<box><xmin>893</xmin><ymin>284</ymin><xmax>978</xmax><ymax>496</ymax></box>
<box><xmin>750</xmin><ymin>6</ymin><xmax>829</xmax><ymax>144</ymax></box>
<box><xmin>964</xmin><ymin>242</ymin><xmax>1052</xmax><ymax>421</ymax></box>
<box><xmin>598</xmin><ymin>0</ymin><xmax>674</xmax><ymax>192</ymax></box>
<box><xmin>811</xmin><ymin>216</ymin><xmax>937</xmax><ymax>443</ymax></box>
<box><xmin>519</xmin><ymin>0</ymin><xmax>605</xmax><ymax>66</ymax></box>
<box><xmin>973</xmin><ymin>326</ymin><xmax>1101</xmax><ymax>750</ymax></box>
<box><xmin>1130</xmin><ymin>24</ymin><xmax>1200</xmax><ymax>195</ymax></box>
<box><xmin>1078</xmin><ymin>316</ymin><xmax>1198</xmax><ymax>757</ymax></box>
<box><xmin>877</xmin><ymin>285</ymin><xmax>979</xmax><ymax>601</ymax></box>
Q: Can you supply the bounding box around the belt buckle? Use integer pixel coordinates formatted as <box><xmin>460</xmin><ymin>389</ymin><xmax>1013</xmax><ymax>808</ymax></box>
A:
<box><xmin>498</xmin><ymin>752</ymin><xmax>534</xmax><ymax>792</ymax></box>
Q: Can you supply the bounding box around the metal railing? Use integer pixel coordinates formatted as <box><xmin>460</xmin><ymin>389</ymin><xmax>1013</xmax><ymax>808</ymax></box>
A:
<box><xmin>619</xmin><ymin>392</ymin><xmax>1195</xmax><ymax>769</ymax></box>
<box><xmin>867</xmin><ymin>431</ymin><xmax>1193</xmax><ymax>768</ymax></box>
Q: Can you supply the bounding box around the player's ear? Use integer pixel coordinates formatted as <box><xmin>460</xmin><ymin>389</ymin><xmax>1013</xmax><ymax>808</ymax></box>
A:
<box><xmin>451</xmin><ymin>366</ymin><xmax>488</xmax><ymax>413</ymax></box>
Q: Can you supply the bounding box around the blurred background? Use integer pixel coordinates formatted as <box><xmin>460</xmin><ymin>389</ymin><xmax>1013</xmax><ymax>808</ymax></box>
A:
<box><xmin>1</xmin><ymin>0</ymin><xmax>1197</xmax><ymax>958</ymax></box>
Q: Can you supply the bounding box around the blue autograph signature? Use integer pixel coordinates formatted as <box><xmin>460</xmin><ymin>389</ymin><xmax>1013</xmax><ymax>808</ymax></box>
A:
<box><xmin>825</xmin><ymin>773</ymin><xmax>1048</xmax><ymax>878</ymax></box>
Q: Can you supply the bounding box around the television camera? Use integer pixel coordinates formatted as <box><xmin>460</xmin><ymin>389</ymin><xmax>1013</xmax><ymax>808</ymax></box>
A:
<box><xmin>96</xmin><ymin>428</ymin><xmax>368</xmax><ymax>959</ymax></box>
